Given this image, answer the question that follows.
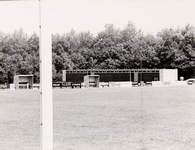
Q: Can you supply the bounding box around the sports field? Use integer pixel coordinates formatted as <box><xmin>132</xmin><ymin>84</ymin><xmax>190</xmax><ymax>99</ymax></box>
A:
<box><xmin>0</xmin><ymin>86</ymin><xmax>195</xmax><ymax>150</ymax></box>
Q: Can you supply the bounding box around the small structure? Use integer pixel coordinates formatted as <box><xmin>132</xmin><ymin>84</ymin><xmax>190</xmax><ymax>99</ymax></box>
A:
<box><xmin>84</xmin><ymin>75</ymin><xmax>100</xmax><ymax>88</ymax></box>
<box><xmin>10</xmin><ymin>84</ymin><xmax>15</xmax><ymax>90</ymax></box>
<box><xmin>14</xmin><ymin>75</ymin><xmax>33</xmax><ymax>89</ymax></box>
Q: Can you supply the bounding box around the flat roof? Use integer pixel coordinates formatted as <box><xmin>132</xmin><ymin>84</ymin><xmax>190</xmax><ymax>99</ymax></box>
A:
<box><xmin>65</xmin><ymin>69</ymin><xmax>160</xmax><ymax>74</ymax></box>
<box><xmin>15</xmin><ymin>74</ymin><xmax>34</xmax><ymax>77</ymax></box>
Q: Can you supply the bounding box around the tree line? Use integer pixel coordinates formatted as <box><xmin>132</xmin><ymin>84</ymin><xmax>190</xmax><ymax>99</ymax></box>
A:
<box><xmin>0</xmin><ymin>22</ymin><xmax>195</xmax><ymax>83</ymax></box>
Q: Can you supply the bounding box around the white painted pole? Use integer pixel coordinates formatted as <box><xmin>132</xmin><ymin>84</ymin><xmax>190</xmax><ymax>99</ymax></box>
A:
<box><xmin>62</xmin><ymin>70</ymin><xmax>66</xmax><ymax>82</ymax></box>
<box><xmin>39</xmin><ymin>0</ymin><xmax>53</xmax><ymax>150</ymax></box>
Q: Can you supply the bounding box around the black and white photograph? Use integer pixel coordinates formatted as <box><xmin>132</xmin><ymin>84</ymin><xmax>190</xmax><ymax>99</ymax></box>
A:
<box><xmin>0</xmin><ymin>0</ymin><xmax>195</xmax><ymax>150</ymax></box>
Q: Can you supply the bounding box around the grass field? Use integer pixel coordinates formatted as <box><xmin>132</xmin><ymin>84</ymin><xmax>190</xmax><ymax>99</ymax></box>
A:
<box><xmin>0</xmin><ymin>86</ymin><xmax>195</xmax><ymax>150</ymax></box>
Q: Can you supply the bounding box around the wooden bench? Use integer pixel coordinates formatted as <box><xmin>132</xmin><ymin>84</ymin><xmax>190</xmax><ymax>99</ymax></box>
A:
<box><xmin>33</xmin><ymin>84</ymin><xmax>40</xmax><ymax>89</ymax></box>
<box><xmin>53</xmin><ymin>82</ymin><xmax>72</xmax><ymax>88</ymax></box>
<box><xmin>62</xmin><ymin>82</ymin><xmax>71</xmax><ymax>88</ymax></box>
<box><xmin>71</xmin><ymin>82</ymin><xmax>82</xmax><ymax>88</ymax></box>
<box><xmin>18</xmin><ymin>82</ymin><xmax>29</xmax><ymax>89</ymax></box>
<box><xmin>145</xmin><ymin>82</ymin><xmax>152</xmax><ymax>86</ymax></box>
<box><xmin>89</xmin><ymin>81</ymin><xmax>97</xmax><ymax>87</ymax></box>
<box><xmin>132</xmin><ymin>82</ymin><xmax>139</xmax><ymax>86</ymax></box>
<box><xmin>100</xmin><ymin>82</ymin><xmax>109</xmax><ymax>87</ymax></box>
<box><xmin>53</xmin><ymin>82</ymin><xmax>63</xmax><ymax>88</ymax></box>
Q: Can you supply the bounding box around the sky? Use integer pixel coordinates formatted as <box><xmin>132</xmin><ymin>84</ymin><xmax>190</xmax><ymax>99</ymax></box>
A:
<box><xmin>0</xmin><ymin>0</ymin><xmax>194</xmax><ymax>36</ymax></box>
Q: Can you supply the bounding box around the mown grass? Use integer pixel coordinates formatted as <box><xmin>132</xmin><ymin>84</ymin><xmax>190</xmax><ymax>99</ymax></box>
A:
<box><xmin>0</xmin><ymin>86</ymin><xmax>195</xmax><ymax>150</ymax></box>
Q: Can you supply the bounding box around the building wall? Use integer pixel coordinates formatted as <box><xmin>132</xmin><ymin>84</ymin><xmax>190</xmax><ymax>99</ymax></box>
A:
<box><xmin>66</xmin><ymin>73</ymin><xmax>130</xmax><ymax>82</ymax></box>
<box><xmin>140</xmin><ymin>73</ymin><xmax>159</xmax><ymax>82</ymax></box>
<box><xmin>98</xmin><ymin>73</ymin><xmax>130</xmax><ymax>82</ymax></box>
<box><xmin>66</xmin><ymin>72</ymin><xmax>160</xmax><ymax>83</ymax></box>
<box><xmin>66</xmin><ymin>73</ymin><xmax>87</xmax><ymax>82</ymax></box>
<box><xmin>65</xmin><ymin>69</ymin><xmax>177</xmax><ymax>83</ymax></box>
<box><xmin>159</xmin><ymin>69</ymin><xmax>178</xmax><ymax>81</ymax></box>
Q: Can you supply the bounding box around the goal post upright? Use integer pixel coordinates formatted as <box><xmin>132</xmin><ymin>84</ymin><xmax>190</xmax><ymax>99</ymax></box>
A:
<box><xmin>39</xmin><ymin>0</ymin><xmax>53</xmax><ymax>150</ymax></box>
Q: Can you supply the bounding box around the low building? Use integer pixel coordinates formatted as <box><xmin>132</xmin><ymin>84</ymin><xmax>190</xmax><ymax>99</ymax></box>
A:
<box><xmin>62</xmin><ymin>69</ymin><xmax>178</xmax><ymax>83</ymax></box>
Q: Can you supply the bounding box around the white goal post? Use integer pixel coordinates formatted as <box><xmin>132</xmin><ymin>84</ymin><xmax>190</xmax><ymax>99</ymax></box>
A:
<box><xmin>39</xmin><ymin>0</ymin><xmax>53</xmax><ymax>150</ymax></box>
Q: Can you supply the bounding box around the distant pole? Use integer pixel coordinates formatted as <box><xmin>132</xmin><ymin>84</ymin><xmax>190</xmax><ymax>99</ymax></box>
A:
<box><xmin>140</xmin><ymin>47</ymin><xmax>143</xmax><ymax>82</ymax></box>
<box><xmin>39</xmin><ymin>0</ymin><xmax>53</xmax><ymax>150</ymax></box>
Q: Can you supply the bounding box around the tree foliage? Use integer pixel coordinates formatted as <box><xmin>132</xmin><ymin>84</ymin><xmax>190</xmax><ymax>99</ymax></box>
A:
<box><xmin>0</xmin><ymin>23</ymin><xmax>195</xmax><ymax>83</ymax></box>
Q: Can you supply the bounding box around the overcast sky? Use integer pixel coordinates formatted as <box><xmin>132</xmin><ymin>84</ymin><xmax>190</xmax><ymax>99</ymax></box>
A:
<box><xmin>0</xmin><ymin>0</ymin><xmax>194</xmax><ymax>36</ymax></box>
